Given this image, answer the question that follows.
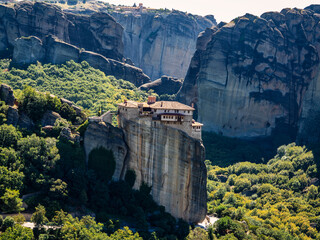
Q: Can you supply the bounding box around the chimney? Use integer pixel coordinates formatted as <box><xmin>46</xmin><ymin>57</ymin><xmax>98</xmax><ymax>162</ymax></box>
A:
<box><xmin>124</xmin><ymin>99</ymin><xmax>127</xmax><ymax>106</ymax></box>
<box><xmin>147</xmin><ymin>96</ymin><xmax>156</xmax><ymax>104</ymax></box>
<box><xmin>191</xmin><ymin>102</ymin><xmax>194</xmax><ymax>108</ymax></box>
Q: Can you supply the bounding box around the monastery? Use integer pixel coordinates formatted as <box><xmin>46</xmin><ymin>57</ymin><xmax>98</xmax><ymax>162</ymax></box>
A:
<box><xmin>118</xmin><ymin>96</ymin><xmax>203</xmax><ymax>140</ymax></box>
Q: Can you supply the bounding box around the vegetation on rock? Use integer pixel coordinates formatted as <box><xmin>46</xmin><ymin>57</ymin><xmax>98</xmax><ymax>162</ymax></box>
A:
<box><xmin>0</xmin><ymin>59</ymin><xmax>150</xmax><ymax>115</ymax></box>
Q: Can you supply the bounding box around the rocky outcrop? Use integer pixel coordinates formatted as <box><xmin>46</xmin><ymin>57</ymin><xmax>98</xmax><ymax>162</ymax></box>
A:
<box><xmin>12</xmin><ymin>35</ymin><xmax>150</xmax><ymax>86</ymax></box>
<box><xmin>139</xmin><ymin>75</ymin><xmax>183</xmax><ymax>95</ymax></box>
<box><xmin>0</xmin><ymin>84</ymin><xmax>15</xmax><ymax>106</ymax></box>
<box><xmin>84</xmin><ymin>121</ymin><xmax>128</xmax><ymax>181</ymax></box>
<box><xmin>59</xmin><ymin>127</ymin><xmax>80</xmax><ymax>143</ymax></box>
<box><xmin>84</xmin><ymin>118</ymin><xmax>207</xmax><ymax>223</ymax></box>
<box><xmin>0</xmin><ymin>1</ymin><xmax>123</xmax><ymax>60</ymax></box>
<box><xmin>178</xmin><ymin>6</ymin><xmax>320</xmax><ymax>140</ymax></box>
<box><xmin>41</xmin><ymin>111</ymin><xmax>61</xmax><ymax>127</ymax></box>
<box><xmin>112</xmin><ymin>10</ymin><xmax>215</xmax><ymax>79</ymax></box>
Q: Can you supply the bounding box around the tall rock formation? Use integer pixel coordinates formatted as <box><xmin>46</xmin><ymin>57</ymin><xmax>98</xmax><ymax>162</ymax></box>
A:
<box><xmin>112</xmin><ymin>11</ymin><xmax>215</xmax><ymax>79</ymax></box>
<box><xmin>12</xmin><ymin>36</ymin><xmax>150</xmax><ymax>86</ymax></box>
<box><xmin>0</xmin><ymin>1</ymin><xmax>123</xmax><ymax>60</ymax></box>
<box><xmin>178</xmin><ymin>6</ymin><xmax>320</xmax><ymax>140</ymax></box>
<box><xmin>84</xmin><ymin>119</ymin><xmax>207</xmax><ymax>223</ymax></box>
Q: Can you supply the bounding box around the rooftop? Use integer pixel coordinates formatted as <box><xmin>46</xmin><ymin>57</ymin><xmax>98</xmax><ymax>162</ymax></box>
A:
<box><xmin>118</xmin><ymin>100</ymin><xmax>195</xmax><ymax>111</ymax></box>
<box><xmin>118</xmin><ymin>100</ymin><xmax>140</xmax><ymax>108</ymax></box>
<box><xmin>150</xmin><ymin>101</ymin><xmax>194</xmax><ymax>111</ymax></box>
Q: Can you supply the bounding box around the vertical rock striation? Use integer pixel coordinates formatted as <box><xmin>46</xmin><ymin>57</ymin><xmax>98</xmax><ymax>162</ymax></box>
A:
<box><xmin>112</xmin><ymin>10</ymin><xmax>215</xmax><ymax>79</ymax></box>
<box><xmin>84</xmin><ymin>118</ymin><xmax>207</xmax><ymax>223</ymax></box>
<box><xmin>0</xmin><ymin>1</ymin><xmax>123</xmax><ymax>60</ymax></box>
<box><xmin>11</xmin><ymin>35</ymin><xmax>150</xmax><ymax>86</ymax></box>
<box><xmin>178</xmin><ymin>6</ymin><xmax>320</xmax><ymax>140</ymax></box>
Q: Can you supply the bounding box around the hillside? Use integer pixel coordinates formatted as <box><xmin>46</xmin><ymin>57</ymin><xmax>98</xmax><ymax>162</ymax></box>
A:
<box><xmin>202</xmin><ymin>144</ymin><xmax>320</xmax><ymax>239</ymax></box>
<box><xmin>0</xmin><ymin>59</ymin><xmax>149</xmax><ymax>115</ymax></box>
<box><xmin>0</xmin><ymin>81</ymin><xmax>193</xmax><ymax>239</ymax></box>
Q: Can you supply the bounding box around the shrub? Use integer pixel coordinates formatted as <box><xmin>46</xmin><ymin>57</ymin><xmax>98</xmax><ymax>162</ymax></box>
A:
<box><xmin>88</xmin><ymin>147</ymin><xmax>116</xmax><ymax>183</ymax></box>
<box><xmin>0</xmin><ymin>189</ymin><xmax>24</xmax><ymax>213</ymax></box>
<box><xmin>2</xmin><ymin>216</ymin><xmax>15</xmax><ymax>231</ymax></box>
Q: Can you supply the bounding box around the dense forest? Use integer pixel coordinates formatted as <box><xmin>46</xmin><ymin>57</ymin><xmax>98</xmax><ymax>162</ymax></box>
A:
<box><xmin>0</xmin><ymin>61</ymin><xmax>319</xmax><ymax>239</ymax></box>
<box><xmin>0</xmin><ymin>59</ymin><xmax>149</xmax><ymax>115</ymax></box>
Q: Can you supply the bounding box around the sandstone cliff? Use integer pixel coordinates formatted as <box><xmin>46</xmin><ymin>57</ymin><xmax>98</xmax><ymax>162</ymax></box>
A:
<box><xmin>84</xmin><ymin>119</ymin><xmax>207</xmax><ymax>223</ymax></box>
<box><xmin>11</xmin><ymin>35</ymin><xmax>150</xmax><ymax>86</ymax></box>
<box><xmin>0</xmin><ymin>1</ymin><xmax>123</xmax><ymax>60</ymax></box>
<box><xmin>178</xmin><ymin>6</ymin><xmax>320</xmax><ymax>139</ymax></box>
<box><xmin>139</xmin><ymin>75</ymin><xmax>183</xmax><ymax>95</ymax></box>
<box><xmin>112</xmin><ymin>10</ymin><xmax>215</xmax><ymax>79</ymax></box>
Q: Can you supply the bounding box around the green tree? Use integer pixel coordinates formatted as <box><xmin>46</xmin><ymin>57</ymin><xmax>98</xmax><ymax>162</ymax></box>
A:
<box><xmin>18</xmin><ymin>134</ymin><xmax>59</xmax><ymax>188</ymax></box>
<box><xmin>0</xmin><ymin>166</ymin><xmax>24</xmax><ymax>195</ymax></box>
<box><xmin>0</xmin><ymin>224</ymin><xmax>33</xmax><ymax>240</ymax></box>
<box><xmin>31</xmin><ymin>204</ymin><xmax>48</xmax><ymax>227</ymax></box>
<box><xmin>186</xmin><ymin>227</ymin><xmax>209</xmax><ymax>240</ymax></box>
<box><xmin>0</xmin><ymin>189</ymin><xmax>24</xmax><ymax>213</ymax></box>
<box><xmin>0</xmin><ymin>124</ymin><xmax>22</xmax><ymax>148</ymax></box>
<box><xmin>49</xmin><ymin>179</ymin><xmax>68</xmax><ymax>200</ymax></box>
<box><xmin>2</xmin><ymin>217</ymin><xmax>15</xmax><ymax>231</ymax></box>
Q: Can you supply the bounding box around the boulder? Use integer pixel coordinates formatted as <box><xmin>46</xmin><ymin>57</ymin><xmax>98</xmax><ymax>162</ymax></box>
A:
<box><xmin>18</xmin><ymin>113</ymin><xmax>34</xmax><ymax>131</ymax></box>
<box><xmin>12</xmin><ymin>36</ymin><xmax>45</xmax><ymax>67</ymax></box>
<box><xmin>59</xmin><ymin>127</ymin><xmax>80</xmax><ymax>143</ymax></box>
<box><xmin>139</xmin><ymin>76</ymin><xmax>183</xmax><ymax>95</ymax></box>
<box><xmin>41</xmin><ymin>111</ymin><xmax>61</xmax><ymax>127</ymax></box>
<box><xmin>0</xmin><ymin>84</ymin><xmax>15</xmax><ymax>106</ymax></box>
<box><xmin>45</xmin><ymin>35</ymin><xmax>79</xmax><ymax>64</ymax></box>
<box><xmin>6</xmin><ymin>106</ymin><xmax>19</xmax><ymax>126</ymax></box>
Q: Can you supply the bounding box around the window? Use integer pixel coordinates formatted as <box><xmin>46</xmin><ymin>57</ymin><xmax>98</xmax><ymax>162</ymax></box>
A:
<box><xmin>154</xmin><ymin>109</ymin><xmax>157</xmax><ymax>112</ymax></box>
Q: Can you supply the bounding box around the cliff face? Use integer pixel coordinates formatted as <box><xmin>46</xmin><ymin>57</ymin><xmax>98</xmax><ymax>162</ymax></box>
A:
<box><xmin>112</xmin><ymin>11</ymin><xmax>215</xmax><ymax>79</ymax></box>
<box><xmin>0</xmin><ymin>1</ymin><xmax>123</xmax><ymax>60</ymax></box>
<box><xmin>12</xmin><ymin>36</ymin><xmax>150</xmax><ymax>86</ymax></box>
<box><xmin>178</xmin><ymin>6</ymin><xmax>320</xmax><ymax>139</ymax></box>
<box><xmin>84</xmin><ymin>119</ymin><xmax>207</xmax><ymax>223</ymax></box>
<box><xmin>139</xmin><ymin>75</ymin><xmax>183</xmax><ymax>95</ymax></box>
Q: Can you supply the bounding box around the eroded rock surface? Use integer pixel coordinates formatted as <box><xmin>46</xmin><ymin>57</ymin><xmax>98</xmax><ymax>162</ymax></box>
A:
<box><xmin>0</xmin><ymin>1</ymin><xmax>123</xmax><ymax>60</ymax></box>
<box><xmin>84</xmin><ymin>121</ymin><xmax>128</xmax><ymax>182</ymax></box>
<box><xmin>178</xmin><ymin>6</ymin><xmax>320</xmax><ymax>139</ymax></box>
<box><xmin>112</xmin><ymin>10</ymin><xmax>215</xmax><ymax>79</ymax></box>
<box><xmin>12</xmin><ymin>35</ymin><xmax>150</xmax><ymax>86</ymax></box>
<box><xmin>139</xmin><ymin>75</ymin><xmax>183</xmax><ymax>95</ymax></box>
<box><xmin>84</xmin><ymin>118</ymin><xmax>207</xmax><ymax>223</ymax></box>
